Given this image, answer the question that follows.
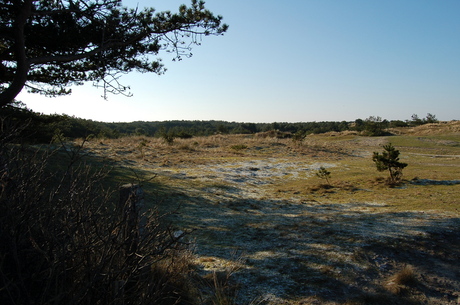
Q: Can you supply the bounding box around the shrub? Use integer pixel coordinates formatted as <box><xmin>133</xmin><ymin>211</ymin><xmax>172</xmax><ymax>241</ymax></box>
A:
<box><xmin>362</xmin><ymin>116</ymin><xmax>389</xmax><ymax>136</ymax></box>
<box><xmin>230</xmin><ymin>144</ymin><xmax>248</xmax><ymax>151</ymax></box>
<box><xmin>292</xmin><ymin>131</ymin><xmax>306</xmax><ymax>145</ymax></box>
<box><xmin>162</xmin><ymin>132</ymin><xmax>176</xmax><ymax>145</ymax></box>
<box><xmin>409</xmin><ymin>113</ymin><xmax>438</xmax><ymax>126</ymax></box>
<box><xmin>137</xmin><ymin>138</ymin><xmax>149</xmax><ymax>158</ymax></box>
<box><xmin>0</xmin><ymin>136</ymin><xmax>196</xmax><ymax>304</ymax></box>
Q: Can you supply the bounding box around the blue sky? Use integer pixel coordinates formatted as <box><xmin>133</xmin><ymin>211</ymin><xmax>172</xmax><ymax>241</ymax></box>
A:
<box><xmin>20</xmin><ymin>0</ymin><xmax>460</xmax><ymax>123</ymax></box>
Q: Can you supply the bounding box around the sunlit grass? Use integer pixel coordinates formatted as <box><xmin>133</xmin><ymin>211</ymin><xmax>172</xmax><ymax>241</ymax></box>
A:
<box><xmin>82</xmin><ymin>129</ymin><xmax>459</xmax><ymax>214</ymax></box>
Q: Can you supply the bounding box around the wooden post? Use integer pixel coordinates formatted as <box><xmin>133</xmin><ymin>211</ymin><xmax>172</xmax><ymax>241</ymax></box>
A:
<box><xmin>119</xmin><ymin>184</ymin><xmax>144</xmax><ymax>255</ymax></box>
<box><xmin>115</xmin><ymin>184</ymin><xmax>145</xmax><ymax>304</ymax></box>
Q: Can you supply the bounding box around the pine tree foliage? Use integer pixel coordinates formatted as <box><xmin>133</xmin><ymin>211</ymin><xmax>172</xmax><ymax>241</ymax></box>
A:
<box><xmin>372</xmin><ymin>143</ymin><xmax>408</xmax><ymax>185</ymax></box>
<box><xmin>315</xmin><ymin>166</ymin><xmax>331</xmax><ymax>185</ymax></box>
<box><xmin>0</xmin><ymin>0</ymin><xmax>228</xmax><ymax>106</ymax></box>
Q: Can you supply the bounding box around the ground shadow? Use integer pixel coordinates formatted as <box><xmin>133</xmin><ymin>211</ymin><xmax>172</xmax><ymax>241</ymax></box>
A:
<box><xmin>410</xmin><ymin>178</ymin><xmax>460</xmax><ymax>185</ymax></box>
<box><xmin>150</xmin><ymin>180</ymin><xmax>460</xmax><ymax>304</ymax></box>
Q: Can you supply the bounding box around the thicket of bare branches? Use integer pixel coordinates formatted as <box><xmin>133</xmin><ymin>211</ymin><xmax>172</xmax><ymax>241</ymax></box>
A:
<box><xmin>0</xmin><ymin>126</ymin><xmax>196</xmax><ymax>304</ymax></box>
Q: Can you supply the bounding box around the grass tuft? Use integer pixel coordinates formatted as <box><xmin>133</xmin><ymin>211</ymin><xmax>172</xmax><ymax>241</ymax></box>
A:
<box><xmin>386</xmin><ymin>265</ymin><xmax>418</xmax><ymax>295</ymax></box>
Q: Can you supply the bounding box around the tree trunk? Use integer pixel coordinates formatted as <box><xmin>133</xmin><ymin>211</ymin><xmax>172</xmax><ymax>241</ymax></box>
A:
<box><xmin>0</xmin><ymin>0</ymin><xmax>32</xmax><ymax>107</ymax></box>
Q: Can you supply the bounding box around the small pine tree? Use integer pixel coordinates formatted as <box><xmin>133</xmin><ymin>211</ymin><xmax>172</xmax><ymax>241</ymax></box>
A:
<box><xmin>316</xmin><ymin>166</ymin><xmax>331</xmax><ymax>185</ymax></box>
<box><xmin>372</xmin><ymin>143</ymin><xmax>408</xmax><ymax>185</ymax></box>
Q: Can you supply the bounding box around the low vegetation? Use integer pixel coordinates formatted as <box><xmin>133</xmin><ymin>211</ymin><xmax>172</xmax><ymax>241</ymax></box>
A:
<box><xmin>2</xmin><ymin>102</ymin><xmax>441</xmax><ymax>143</ymax></box>
<box><xmin>1</xmin><ymin>114</ymin><xmax>459</xmax><ymax>304</ymax></box>
<box><xmin>0</xmin><ymin>130</ymin><xmax>242</xmax><ymax>304</ymax></box>
<box><xmin>0</xmin><ymin>141</ymin><xmax>194</xmax><ymax>304</ymax></box>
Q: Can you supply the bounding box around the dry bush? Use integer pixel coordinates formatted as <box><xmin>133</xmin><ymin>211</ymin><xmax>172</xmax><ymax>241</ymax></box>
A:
<box><xmin>201</xmin><ymin>271</ymin><xmax>238</xmax><ymax>305</ymax></box>
<box><xmin>0</xmin><ymin>134</ymin><xmax>197</xmax><ymax>304</ymax></box>
<box><xmin>385</xmin><ymin>265</ymin><xmax>418</xmax><ymax>295</ymax></box>
<box><xmin>199</xmin><ymin>262</ymin><xmax>245</xmax><ymax>304</ymax></box>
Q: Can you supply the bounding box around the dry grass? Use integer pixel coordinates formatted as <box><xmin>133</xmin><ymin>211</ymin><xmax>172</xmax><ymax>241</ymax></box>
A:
<box><xmin>78</xmin><ymin>123</ymin><xmax>460</xmax><ymax>304</ymax></box>
<box><xmin>195</xmin><ymin>252</ymin><xmax>250</xmax><ymax>305</ymax></box>
<box><xmin>385</xmin><ymin>265</ymin><xmax>418</xmax><ymax>295</ymax></box>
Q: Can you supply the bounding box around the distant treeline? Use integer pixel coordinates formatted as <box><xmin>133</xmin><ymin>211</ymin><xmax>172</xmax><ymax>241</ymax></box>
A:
<box><xmin>1</xmin><ymin>102</ymin><xmax>438</xmax><ymax>143</ymax></box>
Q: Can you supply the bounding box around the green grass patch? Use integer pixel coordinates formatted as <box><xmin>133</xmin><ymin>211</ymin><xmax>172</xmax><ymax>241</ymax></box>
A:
<box><xmin>230</xmin><ymin>144</ymin><xmax>248</xmax><ymax>151</ymax></box>
<box><xmin>387</xmin><ymin>135</ymin><xmax>460</xmax><ymax>153</ymax></box>
<box><xmin>270</xmin><ymin>155</ymin><xmax>459</xmax><ymax>212</ymax></box>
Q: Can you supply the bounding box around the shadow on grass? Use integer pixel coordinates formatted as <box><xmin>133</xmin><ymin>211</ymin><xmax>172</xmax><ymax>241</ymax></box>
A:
<box><xmin>410</xmin><ymin>178</ymin><xmax>460</xmax><ymax>185</ymax></box>
<box><xmin>145</xmin><ymin>177</ymin><xmax>460</xmax><ymax>304</ymax></box>
<box><xmin>72</xmin><ymin>147</ymin><xmax>459</xmax><ymax>304</ymax></box>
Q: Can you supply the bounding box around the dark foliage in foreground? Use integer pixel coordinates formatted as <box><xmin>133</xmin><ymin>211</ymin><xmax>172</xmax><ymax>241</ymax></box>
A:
<box><xmin>0</xmin><ymin>129</ymin><xmax>197</xmax><ymax>304</ymax></box>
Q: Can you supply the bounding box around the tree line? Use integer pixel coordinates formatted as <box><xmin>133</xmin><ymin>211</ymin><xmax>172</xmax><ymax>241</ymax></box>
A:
<box><xmin>1</xmin><ymin>102</ymin><xmax>438</xmax><ymax>143</ymax></box>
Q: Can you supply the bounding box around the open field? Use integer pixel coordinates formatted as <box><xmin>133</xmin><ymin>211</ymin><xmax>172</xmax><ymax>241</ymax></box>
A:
<box><xmin>82</xmin><ymin>121</ymin><xmax>460</xmax><ymax>304</ymax></box>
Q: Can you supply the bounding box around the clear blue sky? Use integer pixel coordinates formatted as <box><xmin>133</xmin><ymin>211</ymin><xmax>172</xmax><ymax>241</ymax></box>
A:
<box><xmin>20</xmin><ymin>0</ymin><xmax>460</xmax><ymax>123</ymax></box>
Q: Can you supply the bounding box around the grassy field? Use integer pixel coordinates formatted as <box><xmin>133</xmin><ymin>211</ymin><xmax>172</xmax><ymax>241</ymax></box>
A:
<box><xmin>79</xmin><ymin>121</ymin><xmax>459</xmax><ymax>304</ymax></box>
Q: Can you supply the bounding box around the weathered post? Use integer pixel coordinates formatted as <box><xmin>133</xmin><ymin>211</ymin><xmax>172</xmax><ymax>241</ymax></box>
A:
<box><xmin>115</xmin><ymin>184</ymin><xmax>145</xmax><ymax>304</ymax></box>
<box><xmin>119</xmin><ymin>183</ymin><xmax>145</xmax><ymax>255</ymax></box>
